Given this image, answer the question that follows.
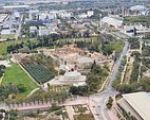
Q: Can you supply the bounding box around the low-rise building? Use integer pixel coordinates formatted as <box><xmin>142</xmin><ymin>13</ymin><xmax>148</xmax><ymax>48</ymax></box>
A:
<box><xmin>101</xmin><ymin>17</ymin><xmax>123</xmax><ymax>29</ymax></box>
<box><xmin>0</xmin><ymin>14</ymin><xmax>8</xmax><ymax>23</ymax></box>
<box><xmin>44</xmin><ymin>71</ymin><xmax>86</xmax><ymax>87</ymax></box>
<box><xmin>3</xmin><ymin>5</ymin><xmax>30</xmax><ymax>10</ymax></box>
<box><xmin>29</xmin><ymin>26</ymin><xmax>38</xmax><ymax>33</ymax></box>
<box><xmin>116</xmin><ymin>92</ymin><xmax>150</xmax><ymax>120</ymax></box>
<box><xmin>87</xmin><ymin>11</ymin><xmax>94</xmax><ymax>17</ymax></box>
<box><xmin>38</xmin><ymin>26</ymin><xmax>49</xmax><ymax>36</ymax></box>
<box><xmin>1</xmin><ymin>29</ymin><xmax>11</xmax><ymax>35</ymax></box>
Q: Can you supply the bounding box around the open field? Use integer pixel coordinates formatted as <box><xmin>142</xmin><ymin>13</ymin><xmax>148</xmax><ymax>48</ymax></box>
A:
<box><xmin>2</xmin><ymin>63</ymin><xmax>37</xmax><ymax>98</ymax></box>
<box><xmin>0</xmin><ymin>41</ymin><xmax>16</xmax><ymax>55</ymax></box>
<box><xmin>0</xmin><ymin>38</ymin><xmax>37</xmax><ymax>56</ymax></box>
<box><xmin>0</xmin><ymin>34</ymin><xmax>16</xmax><ymax>40</ymax></box>
<box><xmin>111</xmin><ymin>40</ymin><xmax>124</xmax><ymax>52</ymax></box>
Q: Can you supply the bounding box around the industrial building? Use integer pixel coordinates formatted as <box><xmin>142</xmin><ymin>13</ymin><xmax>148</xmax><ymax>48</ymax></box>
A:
<box><xmin>101</xmin><ymin>16</ymin><xmax>123</xmax><ymax>29</ymax></box>
<box><xmin>116</xmin><ymin>92</ymin><xmax>150</xmax><ymax>120</ymax></box>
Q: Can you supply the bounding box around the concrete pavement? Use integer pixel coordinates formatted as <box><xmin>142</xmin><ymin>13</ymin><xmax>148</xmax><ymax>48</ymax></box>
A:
<box><xmin>89</xmin><ymin>40</ymin><xmax>129</xmax><ymax>120</ymax></box>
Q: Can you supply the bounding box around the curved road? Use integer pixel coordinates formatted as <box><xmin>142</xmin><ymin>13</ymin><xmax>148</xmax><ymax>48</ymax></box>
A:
<box><xmin>90</xmin><ymin>39</ymin><xmax>129</xmax><ymax>120</ymax></box>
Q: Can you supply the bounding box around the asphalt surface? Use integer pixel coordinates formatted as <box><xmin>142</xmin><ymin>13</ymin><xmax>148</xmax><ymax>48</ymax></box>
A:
<box><xmin>90</xmin><ymin>40</ymin><xmax>129</xmax><ymax>120</ymax></box>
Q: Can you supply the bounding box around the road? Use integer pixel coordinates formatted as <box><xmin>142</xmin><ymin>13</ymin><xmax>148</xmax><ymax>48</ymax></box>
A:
<box><xmin>90</xmin><ymin>39</ymin><xmax>129</xmax><ymax>120</ymax></box>
<box><xmin>16</xmin><ymin>15</ymin><xmax>23</xmax><ymax>39</ymax></box>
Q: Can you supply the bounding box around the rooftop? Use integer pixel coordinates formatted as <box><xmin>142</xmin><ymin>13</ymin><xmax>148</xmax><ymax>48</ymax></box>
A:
<box><xmin>130</xmin><ymin>5</ymin><xmax>146</xmax><ymax>11</ymax></box>
<box><xmin>101</xmin><ymin>17</ymin><xmax>123</xmax><ymax>28</ymax></box>
<box><xmin>122</xmin><ymin>92</ymin><xmax>150</xmax><ymax>120</ymax></box>
<box><xmin>3</xmin><ymin>5</ymin><xmax>30</xmax><ymax>9</ymax></box>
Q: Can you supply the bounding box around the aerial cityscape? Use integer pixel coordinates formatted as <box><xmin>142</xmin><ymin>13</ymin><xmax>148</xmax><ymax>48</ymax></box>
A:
<box><xmin>0</xmin><ymin>0</ymin><xmax>150</xmax><ymax>120</ymax></box>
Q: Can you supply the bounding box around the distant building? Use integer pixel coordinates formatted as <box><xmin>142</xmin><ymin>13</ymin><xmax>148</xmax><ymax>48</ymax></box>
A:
<box><xmin>3</xmin><ymin>5</ymin><xmax>30</xmax><ymax>10</ymax></box>
<box><xmin>130</xmin><ymin>5</ymin><xmax>147</xmax><ymax>15</ymax></box>
<box><xmin>29</xmin><ymin>26</ymin><xmax>37</xmax><ymax>33</ymax></box>
<box><xmin>38</xmin><ymin>26</ymin><xmax>49</xmax><ymax>36</ymax></box>
<box><xmin>101</xmin><ymin>17</ymin><xmax>123</xmax><ymax>29</ymax></box>
<box><xmin>78</xmin><ymin>13</ymin><xmax>88</xmax><ymax>19</ymax></box>
<box><xmin>1</xmin><ymin>29</ymin><xmax>11</xmax><ymax>35</ymax></box>
<box><xmin>87</xmin><ymin>11</ymin><xmax>94</xmax><ymax>17</ymax></box>
<box><xmin>47</xmin><ymin>71</ymin><xmax>86</xmax><ymax>86</ymax></box>
<box><xmin>63</xmin><ymin>71</ymin><xmax>85</xmax><ymax>82</ymax></box>
<box><xmin>0</xmin><ymin>14</ymin><xmax>8</xmax><ymax>23</ymax></box>
<box><xmin>130</xmin><ymin>5</ymin><xmax>146</xmax><ymax>12</ymax></box>
<box><xmin>116</xmin><ymin>92</ymin><xmax>150</xmax><ymax>120</ymax></box>
<box><xmin>13</xmin><ymin>12</ymin><xmax>20</xmax><ymax>19</ymax></box>
<box><xmin>59</xmin><ymin>12</ymin><xmax>72</xmax><ymax>18</ymax></box>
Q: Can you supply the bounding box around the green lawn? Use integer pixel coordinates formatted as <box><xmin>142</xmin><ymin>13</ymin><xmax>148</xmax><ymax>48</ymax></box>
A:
<box><xmin>0</xmin><ymin>34</ymin><xmax>16</xmax><ymax>39</ymax></box>
<box><xmin>2</xmin><ymin>63</ymin><xmax>37</xmax><ymax>98</ymax></box>
<box><xmin>0</xmin><ymin>38</ymin><xmax>38</xmax><ymax>56</ymax></box>
<box><xmin>111</xmin><ymin>40</ymin><xmax>124</xmax><ymax>52</ymax></box>
<box><xmin>0</xmin><ymin>41</ymin><xmax>14</xmax><ymax>56</ymax></box>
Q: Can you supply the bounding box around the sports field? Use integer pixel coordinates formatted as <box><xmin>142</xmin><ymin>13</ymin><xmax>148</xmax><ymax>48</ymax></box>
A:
<box><xmin>2</xmin><ymin>63</ymin><xmax>37</xmax><ymax>98</ymax></box>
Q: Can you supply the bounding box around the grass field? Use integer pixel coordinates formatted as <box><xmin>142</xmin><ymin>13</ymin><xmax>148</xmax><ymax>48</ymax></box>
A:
<box><xmin>0</xmin><ymin>34</ymin><xmax>16</xmax><ymax>39</ymax></box>
<box><xmin>2</xmin><ymin>63</ymin><xmax>37</xmax><ymax>98</ymax></box>
<box><xmin>0</xmin><ymin>38</ymin><xmax>38</xmax><ymax>56</ymax></box>
<box><xmin>111</xmin><ymin>40</ymin><xmax>124</xmax><ymax>52</ymax></box>
<box><xmin>0</xmin><ymin>41</ymin><xmax>15</xmax><ymax>55</ymax></box>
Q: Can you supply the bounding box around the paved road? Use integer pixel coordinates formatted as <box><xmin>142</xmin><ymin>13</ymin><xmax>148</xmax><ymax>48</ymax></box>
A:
<box><xmin>16</xmin><ymin>15</ymin><xmax>23</xmax><ymax>39</ymax></box>
<box><xmin>90</xmin><ymin>39</ymin><xmax>129</xmax><ymax>120</ymax></box>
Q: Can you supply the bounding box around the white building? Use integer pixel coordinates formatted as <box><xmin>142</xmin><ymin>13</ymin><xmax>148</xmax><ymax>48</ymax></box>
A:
<box><xmin>13</xmin><ymin>12</ymin><xmax>20</xmax><ymax>20</ymax></box>
<box><xmin>130</xmin><ymin>5</ymin><xmax>146</xmax><ymax>12</ymax></box>
<box><xmin>63</xmin><ymin>71</ymin><xmax>85</xmax><ymax>82</ymax></box>
<box><xmin>39</xmin><ymin>13</ymin><xmax>48</xmax><ymax>20</ymax></box>
<box><xmin>101</xmin><ymin>17</ymin><xmax>123</xmax><ymax>29</ymax></box>
<box><xmin>130</xmin><ymin>5</ymin><xmax>147</xmax><ymax>15</ymax></box>
<box><xmin>0</xmin><ymin>14</ymin><xmax>8</xmax><ymax>23</ymax></box>
<box><xmin>3</xmin><ymin>5</ymin><xmax>30</xmax><ymax>10</ymax></box>
<box><xmin>46</xmin><ymin>71</ymin><xmax>86</xmax><ymax>86</ymax></box>
<box><xmin>59</xmin><ymin>12</ymin><xmax>72</xmax><ymax>18</ymax></box>
<box><xmin>38</xmin><ymin>26</ymin><xmax>49</xmax><ymax>36</ymax></box>
<box><xmin>78</xmin><ymin>13</ymin><xmax>88</xmax><ymax>19</ymax></box>
<box><xmin>87</xmin><ymin>11</ymin><xmax>94</xmax><ymax>17</ymax></box>
<box><xmin>117</xmin><ymin>92</ymin><xmax>150</xmax><ymax>120</ymax></box>
<box><xmin>1</xmin><ymin>29</ymin><xmax>11</xmax><ymax>35</ymax></box>
<box><xmin>29</xmin><ymin>26</ymin><xmax>37</xmax><ymax>33</ymax></box>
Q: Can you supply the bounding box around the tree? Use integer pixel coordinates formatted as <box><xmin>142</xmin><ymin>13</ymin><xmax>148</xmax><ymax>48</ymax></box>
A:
<box><xmin>69</xmin><ymin>86</ymin><xmax>89</xmax><ymax>96</ymax></box>
<box><xmin>128</xmin><ymin>38</ymin><xmax>140</xmax><ymax>49</ymax></box>
<box><xmin>106</xmin><ymin>96</ymin><xmax>113</xmax><ymax>109</ymax></box>
<box><xmin>101</xmin><ymin>43</ymin><xmax>113</xmax><ymax>55</ymax></box>
<box><xmin>8</xmin><ymin>110</ymin><xmax>18</xmax><ymax>120</ymax></box>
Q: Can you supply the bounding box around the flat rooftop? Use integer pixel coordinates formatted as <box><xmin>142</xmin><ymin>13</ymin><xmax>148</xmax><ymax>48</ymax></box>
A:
<box><xmin>0</xmin><ymin>14</ymin><xmax>8</xmax><ymax>23</ymax></box>
<box><xmin>3</xmin><ymin>5</ymin><xmax>29</xmax><ymax>9</ymax></box>
<box><xmin>122</xmin><ymin>92</ymin><xmax>150</xmax><ymax>120</ymax></box>
<box><xmin>101</xmin><ymin>16</ymin><xmax>123</xmax><ymax>28</ymax></box>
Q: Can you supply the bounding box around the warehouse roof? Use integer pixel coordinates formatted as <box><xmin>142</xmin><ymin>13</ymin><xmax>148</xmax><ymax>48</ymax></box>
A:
<box><xmin>101</xmin><ymin>17</ymin><xmax>123</xmax><ymax>28</ymax></box>
<box><xmin>123</xmin><ymin>92</ymin><xmax>150</xmax><ymax>120</ymax></box>
<box><xmin>130</xmin><ymin>5</ymin><xmax>146</xmax><ymax>11</ymax></box>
